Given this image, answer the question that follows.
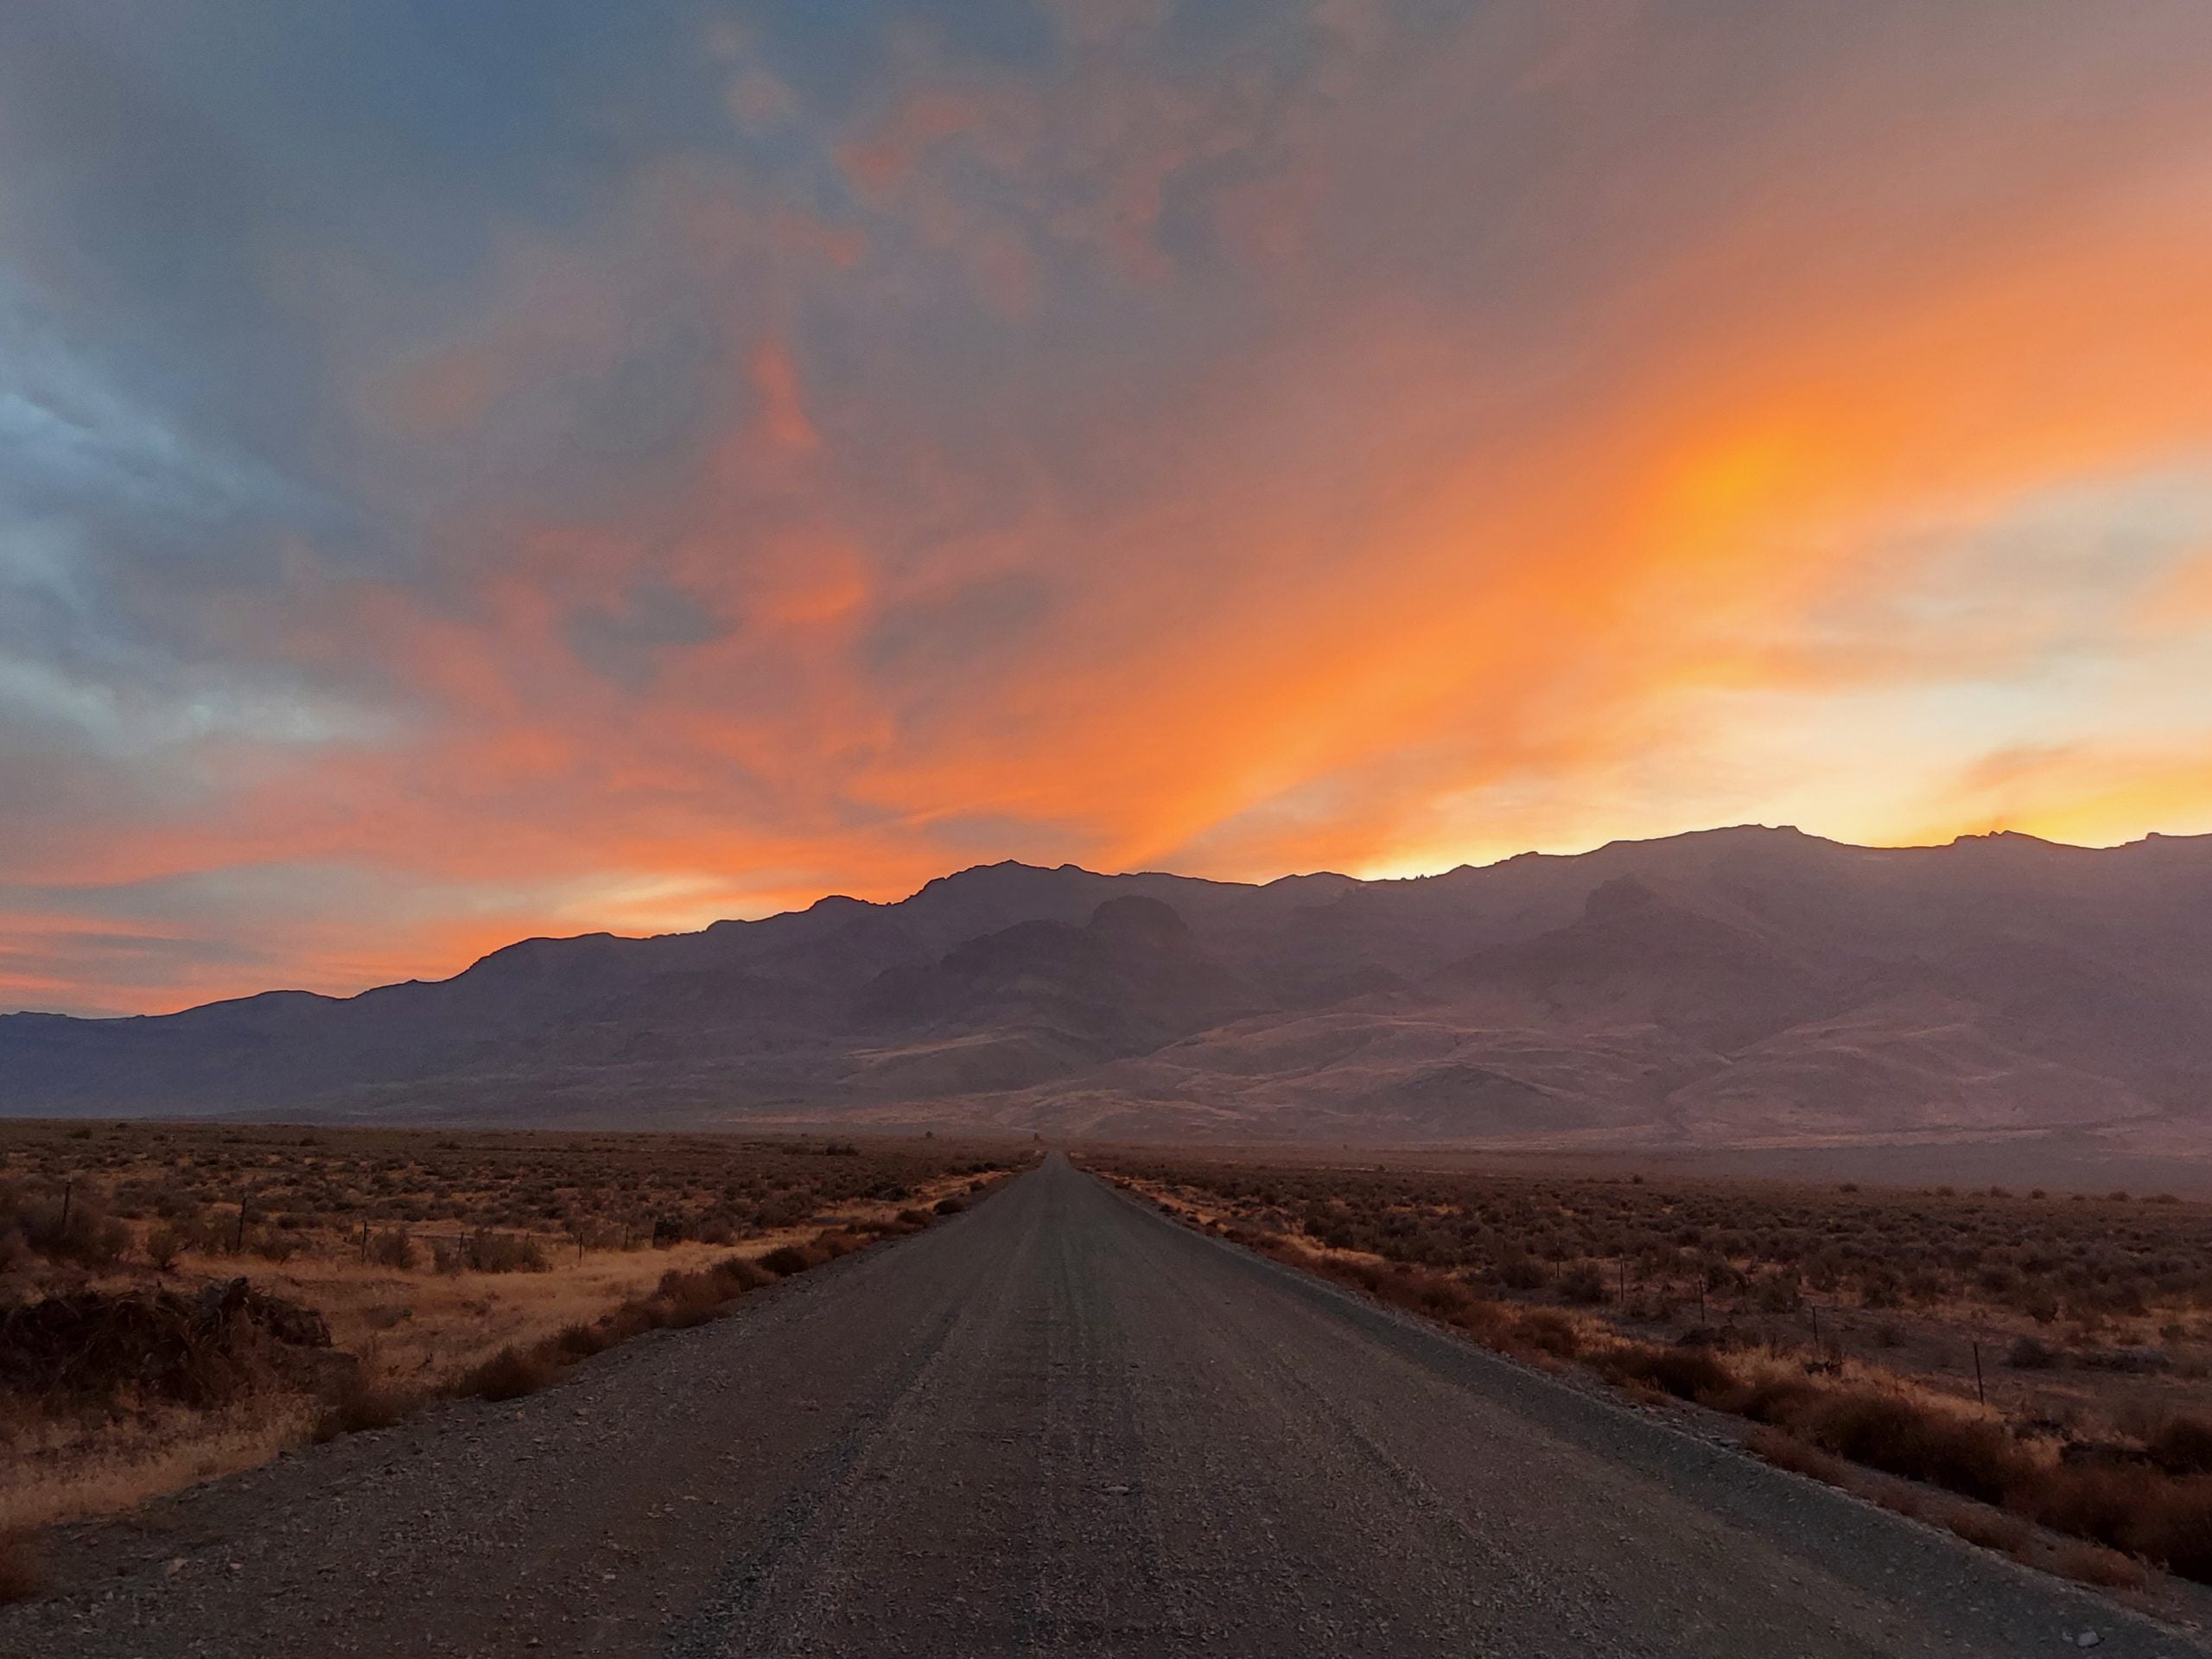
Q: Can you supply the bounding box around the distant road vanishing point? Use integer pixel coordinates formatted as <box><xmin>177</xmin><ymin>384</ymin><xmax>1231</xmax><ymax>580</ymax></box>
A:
<box><xmin>5</xmin><ymin>1156</ymin><xmax>2201</xmax><ymax>1658</ymax></box>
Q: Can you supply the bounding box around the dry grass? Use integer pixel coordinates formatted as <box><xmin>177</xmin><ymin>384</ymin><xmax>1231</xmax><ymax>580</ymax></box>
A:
<box><xmin>0</xmin><ymin>1123</ymin><xmax>1027</xmax><ymax>1555</ymax></box>
<box><xmin>0</xmin><ymin>1401</ymin><xmax>312</xmax><ymax>1535</ymax></box>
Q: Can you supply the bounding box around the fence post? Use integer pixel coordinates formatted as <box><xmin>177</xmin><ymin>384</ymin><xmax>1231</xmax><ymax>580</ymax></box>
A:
<box><xmin>1973</xmin><ymin>1340</ymin><xmax>1986</xmax><ymax>1408</ymax></box>
<box><xmin>59</xmin><ymin>1180</ymin><xmax>72</xmax><ymax>1233</ymax></box>
<box><xmin>234</xmin><ymin>1194</ymin><xmax>249</xmax><ymax>1253</ymax></box>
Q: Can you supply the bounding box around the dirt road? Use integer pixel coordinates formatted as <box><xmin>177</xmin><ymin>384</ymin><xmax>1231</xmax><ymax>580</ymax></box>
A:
<box><xmin>6</xmin><ymin>1154</ymin><xmax>2203</xmax><ymax>1657</ymax></box>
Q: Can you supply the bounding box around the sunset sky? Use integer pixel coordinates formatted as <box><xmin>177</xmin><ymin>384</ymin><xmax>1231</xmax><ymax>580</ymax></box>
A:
<box><xmin>5</xmin><ymin>1</ymin><xmax>2212</xmax><ymax>1015</ymax></box>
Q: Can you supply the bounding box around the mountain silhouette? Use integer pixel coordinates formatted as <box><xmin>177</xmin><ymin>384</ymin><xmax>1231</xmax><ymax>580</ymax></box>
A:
<box><xmin>6</xmin><ymin>825</ymin><xmax>2212</xmax><ymax>1150</ymax></box>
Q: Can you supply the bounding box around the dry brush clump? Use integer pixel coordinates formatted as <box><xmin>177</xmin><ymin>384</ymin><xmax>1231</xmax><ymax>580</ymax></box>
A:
<box><xmin>0</xmin><ymin>1530</ymin><xmax>45</xmax><ymax>1606</ymax></box>
<box><xmin>0</xmin><ymin>1279</ymin><xmax>336</xmax><ymax>1412</ymax></box>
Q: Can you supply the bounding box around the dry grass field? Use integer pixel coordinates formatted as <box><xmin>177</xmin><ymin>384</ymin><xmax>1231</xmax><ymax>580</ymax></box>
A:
<box><xmin>0</xmin><ymin>1121</ymin><xmax>1024</xmax><ymax>1548</ymax></box>
<box><xmin>1085</xmin><ymin>1149</ymin><xmax>2212</xmax><ymax>1589</ymax></box>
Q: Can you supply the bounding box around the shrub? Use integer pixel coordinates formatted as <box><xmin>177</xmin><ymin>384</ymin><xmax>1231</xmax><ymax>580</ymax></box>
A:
<box><xmin>1943</xmin><ymin>1505</ymin><xmax>2032</xmax><ymax>1554</ymax></box>
<box><xmin>312</xmin><ymin>1369</ymin><xmax>413</xmax><ymax>1441</ymax></box>
<box><xmin>1818</xmin><ymin>1396</ymin><xmax>2028</xmax><ymax>1503</ymax></box>
<box><xmin>932</xmin><ymin>1196</ymin><xmax>967</xmax><ymax>1217</ymax></box>
<box><xmin>758</xmin><ymin>1244</ymin><xmax>816</xmax><ymax>1276</ymax></box>
<box><xmin>2133</xmin><ymin>1480</ymin><xmax>2212</xmax><ymax>1580</ymax></box>
<box><xmin>654</xmin><ymin>1256</ymin><xmax>774</xmax><ymax>1326</ymax></box>
<box><xmin>0</xmin><ymin>1531</ymin><xmax>44</xmax><ymax>1605</ymax></box>
<box><xmin>13</xmin><ymin>1192</ymin><xmax>130</xmax><ymax>1269</ymax></box>
<box><xmin>1754</xmin><ymin>1273</ymin><xmax>1802</xmax><ymax>1313</ymax></box>
<box><xmin>144</xmin><ymin>1224</ymin><xmax>187</xmax><ymax>1272</ymax></box>
<box><xmin>1731</xmin><ymin>1383</ymin><xmax>2032</xmax><ymax>1505</ymax></box>
<box><xmin>1745</xmin><ymin>1425</ymin><xmax>1848</xmax><ymax>1483</ymax></box>
<box><xmin>1595</xmin><ymin>1343</ymin><xmax>1736</xmax><ymax>1403</ymax></box>
<box><xmin>432</xmin><ymin>1230</ymin><xmax>546</xmax><ymax>1274</ymax></box>
<box><xmin>2005</xmin><ymin>1336</ymin><xmax>2057</xmax><ymax>1370</ymax></box>
<box><xmin>0</xmin><ymin>1281</ymin><xmax>330</xmax><ymax>1410</ymax></box>
<box><xmin>467</xmin><ymin>1345</ymin><xmax>558</xmax><ymax>1402</ymax></box>
<box><xmin>367</xmin><ymin>1229</ymin><xmax>418</xmax><ymax>1270</ymax></box>
<box><xmin>553</xmin><ymin>1320</ymin><xmax>608</xmax><ymax>1359</ymax></box>
<box><xmin>1510</xmin><ymin>1309</ymin><xmax>1582</xmax><ymax>1358</ymax></box>
<box><xmin>1556</xmin><ymin>1263</ymin><xmax>1608</xmax><ymax>1305</ymax></box>
<box><xmin>2050</xmin><ymin>1541</ymin><xmax>2148</xmax><ymax>1589</ymax></box>
<box><xmin>2148</xmin><ymin>1414</ymin><xmax>2212</xmax><ymax>1477</ymax></box>
<box><xmin>1495</xmin><ymin>1254</ymin><xmax>1549</xmax><ymax>1292</ymax></box>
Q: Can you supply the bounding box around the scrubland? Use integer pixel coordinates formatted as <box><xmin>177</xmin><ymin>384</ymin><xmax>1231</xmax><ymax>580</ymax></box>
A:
<box><xmin>0</xmin><ymin>1121</ymin><xmax>1018</xmax><ymax>1559</ymax></box>
<box><xmin>1089</xmin><ymin>1151</ymin><xmax>2212</xmax><ymax>1591</ymax></box>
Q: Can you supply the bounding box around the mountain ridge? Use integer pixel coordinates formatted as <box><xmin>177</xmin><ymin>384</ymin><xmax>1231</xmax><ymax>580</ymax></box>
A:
<box><xmin>6</xmin><ymin>824</ymin><xmax>2212</xmax><ymax>1151</ymax></box>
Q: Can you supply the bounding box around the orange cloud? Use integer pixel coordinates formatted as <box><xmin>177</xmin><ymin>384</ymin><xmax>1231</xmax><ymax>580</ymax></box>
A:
<box><xmin>12</xmin><ymin>2</ymin><xmax>2212</xmax><ymax>1012</ymax></box>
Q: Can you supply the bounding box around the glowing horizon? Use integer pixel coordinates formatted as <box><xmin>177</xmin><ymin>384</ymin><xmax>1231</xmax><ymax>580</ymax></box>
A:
<box><xmin>4</xmin><ymin>2</ymin><xmax>2212</xmax><ymax>1015</ymax></box>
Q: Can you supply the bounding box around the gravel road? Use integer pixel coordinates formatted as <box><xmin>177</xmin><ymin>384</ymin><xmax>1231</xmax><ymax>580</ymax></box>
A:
<box><xmin>6</xmin><ymin>1153</ymin><xmax>2207</xmax><ymax>1658</ymax></box>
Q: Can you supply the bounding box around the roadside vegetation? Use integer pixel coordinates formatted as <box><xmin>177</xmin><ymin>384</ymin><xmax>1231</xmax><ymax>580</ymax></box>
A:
<box><xmin>1088</xmin><ymin>1153</ymin><xmax>2212</xmax><ymax>1591</ymax></box>
<box><xmin>0</xmin><ymin>1121</ymin><xmax>1022</xmax><ymax>1567</ymax></box>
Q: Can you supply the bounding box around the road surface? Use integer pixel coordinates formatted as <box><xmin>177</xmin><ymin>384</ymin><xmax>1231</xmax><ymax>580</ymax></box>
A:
<box><xmin>5</xmin><ymin>1154</ymin><xmax>2202</xmax><ymax>1657</ymax></box>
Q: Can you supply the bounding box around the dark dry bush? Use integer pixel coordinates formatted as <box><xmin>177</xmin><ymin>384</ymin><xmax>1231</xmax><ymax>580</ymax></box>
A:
<box><xmin>433</xmin><ymin>1229</ymin><xmax>547</xmax><ymax>1274</ymax></box>
<box><xmin>654</xmin><ymin>1256</ymin><xmax>776</xmax><ymax>1326</ymax></box>
<box><xmin>0</xmin><ymin>1281</ymin><xmax>330</xmax><ymax>1410</ymax></box>
<box><xmin>1942</xmin><ymin>1505</ymin><xmax>2033</xmax><ymax>1554</ymax></box>
<box><xmin>1745</xmin><ymin>1425</ymin><xmax>1849</xmax><ymax>1484</ymax></box>
<box><xmin>312</xmin><ymin>1368</ymin><xmax>414</xmax><ymax>1441</ymax></box>
<box><xmin>144</xmin><ymin>1224</ymin><xmax>187</xmax><ymax>1271</ymax></box>
<box><xmin>2146</xmin><ymin>1413</ymin><xmax>2212</xmax><ymax>1477</ymax></box>
<box><xmin>1555</xmin><ymin>1264</ymin><xmax>1608</xmax><ymax>1306</ymax></box>
<box><xmin>0</xmin><ymin>1531</ymin><xmax>46</xmax><ymax>1605</ymax></box>
<box><xmin>1737</xmin><ymin>1386</ymin><xmax>2032</xmax><ymax>1505</ymax></box>
<box><xmin>467</xmin><ymin>1345</ymin><xmax>558</xmax><ymax>1402</ymax></box>
<box><xmin>0</xmin><ymin>1188</ymin><xmax>132</xmax><ymax>1270</ymax></box>
<box><xmin>2022</xmin><ymin>1466</ymin><xmax>2212</xmax><ymax>1581</ymax></box>
<box><xmin>557</xmin><ymin>1249</ymin><xmax>789</xmax><ymax>1355</ymax></box>
<box><xmin>1276</xmin><ymin>1247</ymin><xmax>1521</xmax><ymax>1349</ymax></box>
<box><xmin>1742</xmin><ymin>1388</ymin><xmax>2212</xmax><ymax>1583</ymax></box>
<box><xmin>1510</xmin><ymin>1309</ymin><xmax>1583</xmax><ymax>1359</ymax></box>
<box><xmin>2050</xmin><ymin>1541</ymin><xmax>2150</xmax><ymax>1590</ymax></box>
<box><xmin>1495</xmin><ymin>1255</ymin><xmax>1549</xmax><ymax>1292</ymax></box>
<box><xmin>1594</xmin><ymin>1343</ymin><xmax>1737</xmax><ymax>1402</ymax></box>
<box><xmin>2005</xmin><ymin>1336</ymin><xmax>2058</xmax><ymax>1370</ymax></box>
<box><xmin>757</xmin><ymin>1244</ymin><xmax>817</xmax><ymax>1276</ymax></box>
<box><xmin>932</xmin><ymin>1196</ymin><xmax>966</xmax><ymax>1216</ymax></box>
<box><xmin>553</xmin><ymin>1320</ymin><xmax>608</xmax><ymax>1359</ymax></box>
<box><xmin>590</xmin><ymin>1303</ymin><xmax>662</xmax><ymax>1348</ymax></box>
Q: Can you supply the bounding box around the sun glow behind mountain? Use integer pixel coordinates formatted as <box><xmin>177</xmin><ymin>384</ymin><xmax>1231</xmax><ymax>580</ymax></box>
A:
<box><xmin>3</xmin><ymin>2</ymin><xmax>2212</xmax><ymax>1014</ymax></box>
